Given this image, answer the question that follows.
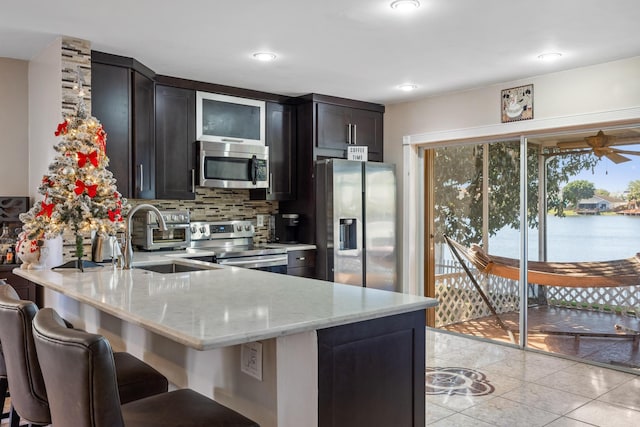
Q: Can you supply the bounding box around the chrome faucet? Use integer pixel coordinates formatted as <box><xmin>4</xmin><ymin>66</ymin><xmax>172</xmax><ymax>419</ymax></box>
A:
<box><xmin>122</xmin><ymin>204</ymin><xmax>167</xmax><ymax>269</ymax></box>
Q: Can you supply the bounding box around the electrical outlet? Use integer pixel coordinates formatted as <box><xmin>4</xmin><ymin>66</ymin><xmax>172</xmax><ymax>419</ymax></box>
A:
<box><xmin>256</xmin><ymin>214</ymin><xmax>265</xmax><ymax>227</ymax></box>
<box><xmin>240</xmin><ymin>341</ymin><xmax>263</xmax><ymax>381</ymax></box>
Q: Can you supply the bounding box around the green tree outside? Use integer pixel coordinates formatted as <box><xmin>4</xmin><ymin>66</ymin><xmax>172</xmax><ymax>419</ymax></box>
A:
<box><xmin>434</xmin><ymin>142</ymin><xmax>599</xmax><ymax>246</ymax></box>
<box><xmin>628</xmin><ymin>180</ymin><xmax>640</xmax><ymax>202</ymax></box>
<box><xmin>562</xmin><ymin>180</ymin><xmax>595</xmax><ymax>208</ymax></box>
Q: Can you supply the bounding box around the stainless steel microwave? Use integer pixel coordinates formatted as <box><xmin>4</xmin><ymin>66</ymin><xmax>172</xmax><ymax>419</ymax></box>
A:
<box><xmin>199</xmin><ymin>141</ymin><xmax>269</xmax><ymax>189</ymax></box>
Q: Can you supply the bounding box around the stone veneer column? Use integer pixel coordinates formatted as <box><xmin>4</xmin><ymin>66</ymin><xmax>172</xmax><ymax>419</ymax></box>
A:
<box><xmin>61</xmin><ymin>37</ymin><xmax>91</xmax><ymax>116</ymax></box>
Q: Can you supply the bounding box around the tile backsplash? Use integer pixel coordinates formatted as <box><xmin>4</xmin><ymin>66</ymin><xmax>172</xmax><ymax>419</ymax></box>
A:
<box><xmin>129</xmin><ymin>187</ymin><xmax>278</xmax><ymax>244</ymax></box>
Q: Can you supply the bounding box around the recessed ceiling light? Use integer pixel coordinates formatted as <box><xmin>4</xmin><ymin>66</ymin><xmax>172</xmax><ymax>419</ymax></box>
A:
<box><xmin>390</xmin><ymin>0</ymin><xmax>421</xmax><ymax>11</ymax></box>
<box><xmin>253</xmin><ymin>52</ymin><xmax>277</xmax><ymax>62</ymax></box>
<box><xmin>398</xmin><ymin>83</ymin><xmax>418</xmax><ymax>92</ymax></box>
<box><xmin>537</xmin><ymin>52</ymin><xmax>562</xmax><ymax>61</ymax></box>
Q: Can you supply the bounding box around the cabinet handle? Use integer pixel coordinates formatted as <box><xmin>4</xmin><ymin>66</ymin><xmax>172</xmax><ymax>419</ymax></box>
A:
<box><xmin>139</xmin><ymin>164</ymin><xmax>143</xmax><ymax>191</ymax></box>
<box><xmin>297</xmin><ymin>257</ymin><xmax>305</xmax><ymax>261</ymax></box>
<box><xmin>191</xmin><ymin>169</ymin><xmax>195</xmax><ymax>193</ymax></box>
<box><xmin>353</xmin><ymin>124</ymin><xmax>357</xmax><ymax>145</ymax></box>
<box><xmin>268</xmin><ymin>172</ymin><xmax>273</xmax><ymax>195</ymax></box>
<box><xmin>347</xmin><ymin>124</ymin><xmax>352</xmax><ymax>144</ymax></box>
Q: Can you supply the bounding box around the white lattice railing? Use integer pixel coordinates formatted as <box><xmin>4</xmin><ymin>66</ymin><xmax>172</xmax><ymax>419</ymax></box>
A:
<box><xmin>434</xmin><ymin>261</ymin><xmax>640</xmax><ymax>327</ymax></box>
<box><xmin>546</xmin><ymin>286</ymin><xmax>640</xmax><ymax>315</ymax></box>
<box><xmin>434</xmin><ymin>261</ymin><xmax>519</xmax><ymax>328</ymax></box>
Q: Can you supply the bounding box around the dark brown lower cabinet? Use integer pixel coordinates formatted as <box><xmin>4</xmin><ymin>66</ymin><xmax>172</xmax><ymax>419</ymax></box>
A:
<box><xmin>0</xmin><ymin>265</ymin><xmax>42</xmax><ymax>307</ymax></box>
<box><xmin>317</xmin><ymin>310</ymin><xmax>425</xmax><ymax>427</ymax></box>
<box><xmin>287</xmin><ymin>249</ymin><xmax>316</xmax><ymax>278</ymax></box>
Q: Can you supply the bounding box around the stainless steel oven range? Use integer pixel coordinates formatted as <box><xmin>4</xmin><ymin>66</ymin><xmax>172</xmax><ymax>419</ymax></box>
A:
<box><xmin>189</xmin><ymin>220</ymin><xmax>287</xmax><ymax>274</ymax></box>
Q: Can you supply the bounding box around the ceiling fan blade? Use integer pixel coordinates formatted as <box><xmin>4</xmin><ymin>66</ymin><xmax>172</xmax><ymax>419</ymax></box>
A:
<box><xmin>610</xmin><ymin>148</ymin><xmax>640</xmax><ymax>156</ymax></box>
<box><xmin>604</xmin><ymin>151</ymin><xmax>632</xmax><ymax>164</ymax></box>
<box><xmin>609</xmin><ymin>135</ymin><xmax>640</xmax><ymax>147</ymax></box>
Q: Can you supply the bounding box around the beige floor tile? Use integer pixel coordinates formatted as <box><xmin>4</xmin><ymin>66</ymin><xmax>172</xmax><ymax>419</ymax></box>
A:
<box><xmin>597</xmin><ymin>377</ymin><xmax>640</xmax><ymax>411</ymax></box>
<box><xmin>544</xmin><ymin>417</ymin><xmax>599</xmax><ymax>427</ymax></box>
<box><xmin>533</xmin><ymin>369</ymin><xmax>625</xmax><ymax>399</ymax></box>
<box><xmin>461</xmin><ymin>396</ymin><xmax>559</xmax><ymax>427</ymax></box>
<box><xmin>501</xmin><ymin>382</ymin><xmax>592</xmax><ymax>415</ymax></box>
<box><xmin>566</xmin><ymin>400</ymin><xmax>640</xmax><ymax>427</ymax></box>
<box><xmin>425</xmin><ymin>401</ymin><xmax>456</xmax><ymax>425</ymax></box>
<box><xmin>429</xmin><ymin>412</ymin><xmax>495</xmax><ymax>427</ymax></box>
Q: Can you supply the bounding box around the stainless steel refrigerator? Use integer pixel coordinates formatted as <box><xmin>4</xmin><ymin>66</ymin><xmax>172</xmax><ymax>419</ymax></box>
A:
<box><xmin>316</xmin><ymin>159</ymin><xmax>397</xmax><ymax>291</ymax></box>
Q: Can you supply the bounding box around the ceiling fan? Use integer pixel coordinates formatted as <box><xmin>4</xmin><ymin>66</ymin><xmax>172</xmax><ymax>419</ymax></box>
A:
<box><xmin>556</xmin><ymin>130</ymin><xmax>640</xmax><ymax>163</ymax></box>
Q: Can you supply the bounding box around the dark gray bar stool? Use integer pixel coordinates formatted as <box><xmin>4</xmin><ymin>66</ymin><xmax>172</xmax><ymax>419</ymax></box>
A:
<box><xmin>33</xmin><ymin>307</ymin><xmax>260</xmax><ymax>427</ymax></box>
<box><xmin>0</xmin><ymin>284</ymin><xmax>169</xmax><ymax>426</ymax></box>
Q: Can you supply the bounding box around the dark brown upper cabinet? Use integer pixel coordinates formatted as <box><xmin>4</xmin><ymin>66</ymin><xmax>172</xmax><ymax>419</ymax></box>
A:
<box><xmin>250</xmin><ymin>102</ymin><xmax>296</xmax><ymax>201</ymax></box>
<box><xmin>91</xmin><ymin>52</ymin><xmax>155</xmax><ymax>199</ymax></box>
<box><xmin>155</xmin><ymin>85</ymin><xmax>196</xmax><ymax>200</ymax></box>
<box><xmin>315</xmin><ymin>97</ymin><xmax>383</xmax><ymax>161</ymax></box>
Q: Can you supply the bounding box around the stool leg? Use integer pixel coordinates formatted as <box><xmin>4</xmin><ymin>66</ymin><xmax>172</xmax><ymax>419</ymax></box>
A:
<box><xmin>9</xmin><ymin>405</ymin><xmax>20</xmax><ymax>427</ymax></box>
<box><xmin>0</xmin><ymin>377</ymin><xmax>7</xmax><ymax>420</ymax></box>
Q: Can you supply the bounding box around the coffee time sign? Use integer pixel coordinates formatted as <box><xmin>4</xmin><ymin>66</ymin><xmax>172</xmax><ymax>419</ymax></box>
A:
<box><xmin>347</xmin><ymin>146</ymin><xmax>368</xmax><ymax>161</ymax></box>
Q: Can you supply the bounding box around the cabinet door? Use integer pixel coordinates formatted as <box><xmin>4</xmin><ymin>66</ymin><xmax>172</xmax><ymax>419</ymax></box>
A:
<box><xmin>91</xmin><ymin>62</ymin><xmax>132</xmax><ymax>197</ymax></box>
<box><xmin>268</xmin><ymin>103</ymin><xmax>296</xmax><ymax>200</ymax></box>
<box><xmin>132</xmin><ymin>72</ymin><xmax>155</xmax><ymax>199</ymax></box>
<box><xmin>350</xmin><ymin>108</ymin><xmax>383</xmax><ymax>156</ymax></box>
<box><xmin>316</xmin><ymin>103</ymin><xmax>351</xmax><ymax>151</ymax></box>
<box><xmin>155</xmin><ymin>85</ymin><xmax>196</xmax><ymax>200</ymax></box>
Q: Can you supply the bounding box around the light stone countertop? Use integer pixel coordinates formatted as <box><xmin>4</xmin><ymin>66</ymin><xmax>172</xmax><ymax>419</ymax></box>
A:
<box><xmin>14</xmin><ymin>259</ymin><xmax>436</xmax><ymax>351</ymax></box>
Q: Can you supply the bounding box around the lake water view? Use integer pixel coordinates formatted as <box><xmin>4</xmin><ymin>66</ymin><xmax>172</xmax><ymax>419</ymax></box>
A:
<box><xmin>489</xmin><ymin>214</ymin><xmax>640</xmax><ymax>262</ymax></box>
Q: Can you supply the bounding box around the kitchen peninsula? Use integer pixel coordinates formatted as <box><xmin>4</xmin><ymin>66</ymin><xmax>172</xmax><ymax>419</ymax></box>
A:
<box><xmin>14</xmin><ymin>259</ymin><xmax>436</xmax><ymax>427</ymax></box>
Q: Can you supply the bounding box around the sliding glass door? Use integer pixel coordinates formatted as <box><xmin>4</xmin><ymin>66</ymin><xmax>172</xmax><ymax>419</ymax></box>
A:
<box><xmin>426</xmin><ymin>131</ymin><xmax>640</xmax><ymax>371</ymax></box>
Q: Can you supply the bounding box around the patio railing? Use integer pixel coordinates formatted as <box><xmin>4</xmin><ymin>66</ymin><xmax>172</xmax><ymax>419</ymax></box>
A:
<box><xmin>434</xmin><ymin>260</ymin><xmax>640</xmax><ymax>327</ymax></box>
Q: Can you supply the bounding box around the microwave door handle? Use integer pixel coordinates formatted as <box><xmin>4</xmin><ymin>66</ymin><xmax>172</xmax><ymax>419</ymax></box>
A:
<box><xmin>251</xmin><ymin>155</ymin><xmax>258</xmax><ymax>185</ymax></box>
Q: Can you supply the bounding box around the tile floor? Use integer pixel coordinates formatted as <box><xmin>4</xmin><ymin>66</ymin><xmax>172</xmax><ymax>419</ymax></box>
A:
<box><xmin>426</xmin><ymin>328</ymin><xmax>640</xmax><ymax>426</ymax></box>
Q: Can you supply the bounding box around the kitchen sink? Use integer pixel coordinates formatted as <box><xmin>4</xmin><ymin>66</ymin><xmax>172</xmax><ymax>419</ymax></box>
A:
<box><xmin>135</xmin><ymin>261</ymin><xmax>220</xmax><ymax>274</ymax></box>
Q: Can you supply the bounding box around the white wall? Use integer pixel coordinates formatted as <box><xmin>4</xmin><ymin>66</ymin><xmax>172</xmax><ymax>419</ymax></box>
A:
<box><xmin>384</xmin><ymin>55</ymin><xmax>640</xmax><ymax>291</ymax></box>
<box><xmin>0</xmin><ymin>58</ymin><xmax>29</xmax><ymax>196</ymax></box>
<box><xmin>28</xmin><ymin>38</ymin><xmax>62</xmax><ymax>199</ymax></box>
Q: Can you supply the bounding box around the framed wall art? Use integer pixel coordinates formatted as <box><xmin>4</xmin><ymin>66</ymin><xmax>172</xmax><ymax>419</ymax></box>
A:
<box><xmin>501</xmin><ymin>84</ymin><xmax>533</xmax><ymax>123</ymax></box>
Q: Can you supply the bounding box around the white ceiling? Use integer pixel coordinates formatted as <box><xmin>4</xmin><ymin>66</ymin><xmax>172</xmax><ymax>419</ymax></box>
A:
<box><xmin>2</xmin><ymin>0</ymin><xmax>640</xmax><ymax>105</ymax></box>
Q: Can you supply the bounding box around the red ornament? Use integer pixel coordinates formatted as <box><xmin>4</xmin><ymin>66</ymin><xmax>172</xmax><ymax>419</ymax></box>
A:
<box><xmin>74</xmin><ymin>180</ymin><xmax>98</xmax><ymax>198</ymax></box>
<box><xmin>54</xmin><ymin>120</ymin><xmax>68</xmax><ymax>136</ymax></box>
<box><xmin>108</xmin><ymin>208</ymin><xmax>122</xmax><ymax>222</ymax></box>
<box><xmin>77</xmin><ymin>150</ymin><xmax>99</xmax><ymax>167</ymax></box>
<box><xmin>36</xmin><ymin>201</ymin><xmax>55</xmax><ymax>218</ymax></box>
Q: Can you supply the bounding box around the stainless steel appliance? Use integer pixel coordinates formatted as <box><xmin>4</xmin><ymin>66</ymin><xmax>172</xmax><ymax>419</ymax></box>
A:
<box><xmin>316</xmin><ymin>159</ymin><xmax>397</xmax><ymax>291</ymax></box>
<box><xmin>196</xmin><ymin>91</ymin><xmax>266</xmax><ymax>146</ymax></box>
<box><xmin>190</xmin><ymin>220</ymin><xmax>287</xmax><ymax>273</ymax></box>
<box><xmin>131</xmin><ymin>210</ymin><xmax>190</xmax><ymax>251</ymax></box>
<box><xmin>199</xmin><ymin>141</ymin><xmax>269</xmax><ymax>189</ymax></box>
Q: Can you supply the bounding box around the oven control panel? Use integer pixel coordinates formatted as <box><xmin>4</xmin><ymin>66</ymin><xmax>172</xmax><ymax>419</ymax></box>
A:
<box><xmin>190</xmin><ymin>220</ymin><xmax>255</xmax><ymax>242</ymax></box>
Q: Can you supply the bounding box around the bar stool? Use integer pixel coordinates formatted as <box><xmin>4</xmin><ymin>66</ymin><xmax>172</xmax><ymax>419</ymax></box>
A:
<box><xmin>0</xmin><ymin>284</ymin><xmax>169</xmax><ymax>426</ymax></box>
<box><xmin>33</xmin><ymin>307</ymin><xmax>260</xmax><ymax>427</ymax></box>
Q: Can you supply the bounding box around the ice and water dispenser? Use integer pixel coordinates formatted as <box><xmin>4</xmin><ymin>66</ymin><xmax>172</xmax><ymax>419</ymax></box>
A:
<box><xmin>339</xmin><ymin>218</ymin><xmax>357</xmax><ymax>250</ymax></box>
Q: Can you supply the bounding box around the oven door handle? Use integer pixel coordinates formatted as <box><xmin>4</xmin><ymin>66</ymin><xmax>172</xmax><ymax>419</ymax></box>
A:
<box><xmin>217</xmin><ymin>255</ymin><xmax>287</xmax><ymax>269</ymax></box>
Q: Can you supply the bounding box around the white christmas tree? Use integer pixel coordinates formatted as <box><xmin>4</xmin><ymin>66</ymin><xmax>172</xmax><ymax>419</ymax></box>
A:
<box><xmin>19</xmin><ymin>100</ymin><xmax>130</xmax><ymax>269</ymax></box>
